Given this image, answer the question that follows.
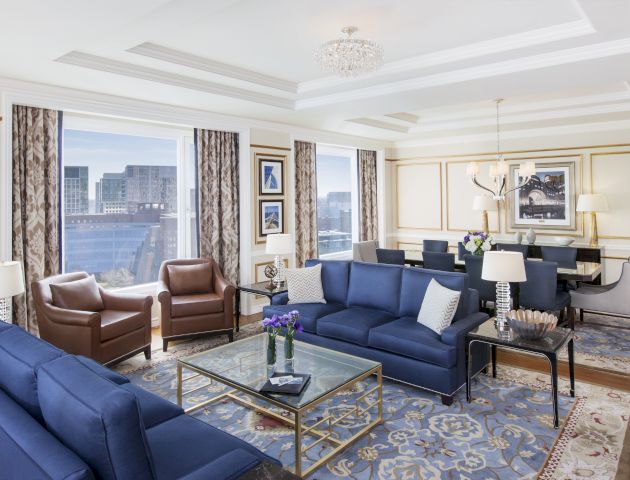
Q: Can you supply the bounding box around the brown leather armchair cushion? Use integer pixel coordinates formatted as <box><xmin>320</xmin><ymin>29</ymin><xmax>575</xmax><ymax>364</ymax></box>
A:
<box><xmin>100</xmin><ymin>310</ymin><xmax>146</xmax><ymax>341</ymax></box>
<box><xmin>171</xmin><ymin>293</ymin><xmax>224</xmax><ymax>317</ymax></box>
<box><xmin>50</xmin><ymin>275</ymin><xmax>104</xmax><ymax>312</ymax></box>
<box><xmin>167</xmin><ymin>263</ymin><xmax>213</xmax><ymax>296</ymax></box>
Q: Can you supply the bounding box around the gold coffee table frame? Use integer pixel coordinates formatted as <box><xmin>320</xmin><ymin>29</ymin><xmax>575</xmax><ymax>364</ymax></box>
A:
<box><xmin>177</xmin><ymin>359</ymin><xmax>382</xmax><ymax>478</ymax></box>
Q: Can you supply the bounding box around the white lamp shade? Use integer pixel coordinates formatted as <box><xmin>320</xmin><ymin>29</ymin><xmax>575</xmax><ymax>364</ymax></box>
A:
<box><xmin>0</xmin><ymin>261</ymin><xmax>25</xmax><ymax>298</ymax></box>
<box><xmin>481</xmin><ymin>251</ymin><xmax>526</xmax><ymax>282</ymax></box>
<box><xmin>265</xmin><ymin>234</ymin><xmax>293</xmax><ymax>255</ymax></box>
<box><xmin>472</xmin><ymin>195</ymin><xmax>498</xmax><ymax>212</ymax></box>
<box><xmin>576</xmin><ymin>193</ymin><xmax>608</xmax><ymax>213</ymax></box>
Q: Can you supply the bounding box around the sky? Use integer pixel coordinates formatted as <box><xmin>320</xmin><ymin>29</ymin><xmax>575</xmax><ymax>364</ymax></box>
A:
<box><xmin>63</xmin><ymin>129</ymin><xmax>178</xmax><ymax>200</ymax></box>
<box><xmin>316</xmin><ymin>154</ymin><xmax>353</xmax><ymax>197</ymax></box>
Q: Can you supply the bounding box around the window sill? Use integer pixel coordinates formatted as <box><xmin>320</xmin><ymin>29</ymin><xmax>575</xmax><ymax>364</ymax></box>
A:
<box><xmin>110</xmin><ymin>282</ymin><xmax>157</xmax><ymax>295</ymax></box>
<box><xmin>319</xmin><ymin>251</ymin><xmax>353</xmax><ymax>261</ymax></box>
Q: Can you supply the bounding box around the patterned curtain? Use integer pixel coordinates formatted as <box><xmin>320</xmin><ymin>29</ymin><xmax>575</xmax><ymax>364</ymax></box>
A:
<box><xmin>358</xmin><ymin>149</ymin><xmax>378</xmax><ymax>241</ymax></box>
<box><xmin>294</xmin><ymin>141</ymin><xmax>318</xmax><ymax>266</ymax></box>
<box><xmin>12</xmin><ymin>105</ymin><xmax>60</xmax><ymax>335</ymax></box>
<box><xmin>196</xmin><ymin>129</ymin><xmax>240</xmax><ymax>284</ymax></box>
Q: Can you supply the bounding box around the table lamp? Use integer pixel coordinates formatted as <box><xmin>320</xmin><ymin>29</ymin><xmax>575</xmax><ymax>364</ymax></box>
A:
<box><xmin>0</xmin><ymin>261</ymin><xmax>25</xmax><ymax>324</ymax></box>
<box><xmin>576</xmin><ymin>194</ymin><xmax>608</xmax><ymax>247</ymax></box>
<box><xmin>265</xmin><ymin>234</ymin><xmax>292</xmax><ymax>287</ymax></box>
<box><xmin>472</xmin><ymin>195</ymin><xmax>498</xmax><ymax>234</ymax></box>
<box><xmin>481</xmin><ymin>251</ymin><xmax>526</xmax><ymax>328</ymax></box>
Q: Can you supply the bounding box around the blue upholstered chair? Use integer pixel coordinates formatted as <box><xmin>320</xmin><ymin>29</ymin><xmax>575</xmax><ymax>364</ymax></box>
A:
<box><xmin>423</xmin><ymin>239</ymin><xmax>449</xmax><ymax>253</ymax></box>
<box><xmin>457</xmin><ymin>242</ymin><xmax>467</xmax><ymax>260</ymax></box>
<box><xmin>519</xmin><ymin>260</ymin><xmax>571</xmax><ymax>324</ymax></box>
<box><xmin>464</xmin><ymin>255</ymin><xmax>496</xmax><ymax>309</ymax></box>
<box><xmin>422</xmin><ymin>252</ymin><xmax>455</xmax><ymax>272</ymax></box>
<box><xmin>541</xmin><ymin>246</ymin><xmax>577</xmax><ymax>268</ymax></box>
<box><xmin>496</xmin><ymin>243</ymin><xmax>529</xmax><ymax>259</ymax></box>
<box><xmin>376</xmin><ymin>248</ymin><xmax>405</xmax><ymax>265</ymax></box>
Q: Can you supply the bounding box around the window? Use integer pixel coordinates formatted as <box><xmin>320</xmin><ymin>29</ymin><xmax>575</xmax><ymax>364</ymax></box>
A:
<box><xmin>315</xmin><ymin>145</ymin><xmax>359</xmax><ymax>256</ymax></box>
<box><xmin>61</xmin><ymin>116</ymin><xmax>196</xmax><ymax>288</ymax></box>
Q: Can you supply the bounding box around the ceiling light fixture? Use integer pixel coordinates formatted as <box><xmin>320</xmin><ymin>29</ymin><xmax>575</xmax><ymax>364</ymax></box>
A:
<box><xmin>315</xmin><ymin>26</ymin><xmax>384</xmax><ymax>77</ymax></box>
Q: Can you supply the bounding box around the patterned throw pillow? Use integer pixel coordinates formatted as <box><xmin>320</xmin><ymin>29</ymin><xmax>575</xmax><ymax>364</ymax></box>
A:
<box><xmin>417</xmin><ymin>278</ymin><xmax>461</xmax><ymax>334</ymax></box>
<box><xmin>285</xmin><ymin>263</ymin><xmax>326</xmax><ymax>304</ymax></box>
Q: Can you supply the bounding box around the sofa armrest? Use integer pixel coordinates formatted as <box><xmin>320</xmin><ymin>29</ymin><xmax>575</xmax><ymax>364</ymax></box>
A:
<box><xmin>178</xmin><ymin>449</ymin><xmax>260</xmax><ymax>480</ymax></box>
<box><xmin>100</xmin><ymin>289</ymin><xmax>152</xmax><ymax>312</ymax></box>
<box><xmin>271</xmin><ymin>292</ymin><xmax>289</xmax><ymax>305</ymax></box>
<box><xmin>43</xmin><ymin>304</ymin><xmax>101</xmax><ymax>328</ymax></box>
<box><xmin>157</xmin><ymin>280</ymin><xmax>171</xmax><ymax>304</ymax></box>
<box><xmin>440</xmin><ymin>312</ymin><xmax>488</xmax><ymax>347</ymax></box>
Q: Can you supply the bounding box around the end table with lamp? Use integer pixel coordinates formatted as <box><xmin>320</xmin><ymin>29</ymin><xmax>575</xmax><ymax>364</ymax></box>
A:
<box><xmin>0</xmin><ymin>261</ymin><xmax>25</xmax><ymax>324</ymax></box>
<box><xmin>481</xmin><ymin>251</ymin><xmax>527</xmax><ymax>329</ymax></box>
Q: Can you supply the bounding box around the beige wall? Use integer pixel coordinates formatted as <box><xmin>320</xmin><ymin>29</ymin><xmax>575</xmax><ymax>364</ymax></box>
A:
<box><xmin>386</xmin><ymin>134</ymin><xmax>630</xmax><ymax>283</ymax></box>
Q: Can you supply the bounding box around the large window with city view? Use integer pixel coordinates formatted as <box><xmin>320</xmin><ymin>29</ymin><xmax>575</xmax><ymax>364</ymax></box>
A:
<box><xmin>62</xmin><ymin>117</ymin><xmax>196</xmax><ymax>288</ymax></box>
<box><xmin>315</xmin><ymin>145</ymin><xmax>359</xmax><ymax>256</ymax></box>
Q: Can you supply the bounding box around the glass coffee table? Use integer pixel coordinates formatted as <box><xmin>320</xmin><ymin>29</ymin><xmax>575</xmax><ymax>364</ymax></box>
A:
<box><xmin>177</xmin><ymin>334</ymin><xmax>383</xmax><ymax>478</ymax></box>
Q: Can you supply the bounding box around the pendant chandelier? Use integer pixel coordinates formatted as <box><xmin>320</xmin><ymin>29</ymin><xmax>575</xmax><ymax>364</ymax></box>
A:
<box><xmin>315</xmin><ymin>26</ymin><xmax>384</xmax><ymax>77</ymax></box>
<box><xmin>467</xmin><ymin>99</ymin><xmax>536</xmax><ymax>201</ymax></box>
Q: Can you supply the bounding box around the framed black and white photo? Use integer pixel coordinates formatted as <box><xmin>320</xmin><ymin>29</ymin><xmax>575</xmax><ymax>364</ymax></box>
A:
<box><xmin>258</xmin><ymin>158</ymin><xmax>284</xmax><ymax>195</ymax></box>
<box><xmin>259</xmin><ymin>200</ymin><xmax>284</xmax><ymax>236</ymax></box>
<box><xmin>508</xmin><ymin>161</ymin><xmax>576</xmax><ymax>231</ymax></box>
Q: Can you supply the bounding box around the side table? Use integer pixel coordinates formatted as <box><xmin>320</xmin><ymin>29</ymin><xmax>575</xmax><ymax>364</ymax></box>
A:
<box><xmin>235</xmin><ymin>282</ymin><xmax>288</xmax><ymax>331</ymax></box>
<box><xmin>465</xmin><ymin>319</ymin><xmax>575</xmax><ymax>429</ymax></box>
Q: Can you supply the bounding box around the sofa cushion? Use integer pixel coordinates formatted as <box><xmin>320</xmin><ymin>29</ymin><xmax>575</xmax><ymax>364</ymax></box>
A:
<box><xmin>37</xmin><ymin>356</ymin><xmax>155</xmax><ymax>480</ymax></box>
<box><xmin>317</xmin><ymin>307</ymin><xmax>396</xmax><ymax>346</ymax></box>
<box><xmin>168</xmin><ymin>262</ymin><xmax>213</xmax><ymax>296</ymax></box>
<box><xmin>305</xmin><ymin>259</ymin><xmax>351</xmax><ymax>305</ymax></box>
<box><xmin>171</xmin><ymin>293</ymin><xmax>224</xmax><ymax>317</ymax></box>
<box><xmin>121</xmin><ymin>383</ymin><xmax>184</xmax><ymax>429</ymax></box>
<box><xmin>50</xmin><ymin>275</ymin><xmax>104</xmax><ymax>312</ymax></box>
<box><xmin>346</xmin><ymin>262</ymin><xmax>402</xmax><ymax>315</ymax></box>
<box><xmin>0</xmin><ymin>389</ymin><xmax>94</xmax><ymax>480</ymax></box>
<box><xmin>0</xmin><ymin>326</ymin><xmax>64</xmax><ymax>422</ymax></box>
<box><xmin>145</xmin><ymin>413</ymin><xmax>277</xmax><ymax>480</ymax></box>
<box><xmin>100</xmin><ymin>310</ymin><xmax>146</xmax><ymax>341</ymax></box>
<box><xmin>399</xmin><ymin>267</ymin><xmax>468</xmax><ymax>321</ymax></box>
<box><xmin>285</xmin><ymin>263</ymin><xmax>326</xmax><ymax>304</ymax></box>
<box><xmin>263</xmin><ymin>303</ymin><xmax>346</xmax><ymax>333</ymax></box>
<box><xmin>368</xmin><ymin>317</ymin><xmax>457</xmax><ymax>368</ymax></box>
<box><xmin>75</xmin><ymin>355</ymin><xmax>130</xmax><ymax>385</ymax></box>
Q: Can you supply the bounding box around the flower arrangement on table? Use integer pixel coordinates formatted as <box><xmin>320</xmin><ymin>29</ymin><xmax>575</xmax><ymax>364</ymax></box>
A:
<box><xmin>261</xmin><ymin>310</ymin><xmax>302</xmax><ymax>364</ymax></box>
<box><xmin>464</xmin><ymin>231</ymin><xmax>495</xmax><ymax>256</ymax></box>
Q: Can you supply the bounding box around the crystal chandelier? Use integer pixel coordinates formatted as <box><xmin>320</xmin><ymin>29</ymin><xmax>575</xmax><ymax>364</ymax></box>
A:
<box><xmin>315</xmin><ymin>26</ymin><xmax>384</xmax><ymax>77</ymax></box>
<box><xmin>466</xmin><ymin>99</ymin><xmax>536</xmax><ymax>201</ymax></box>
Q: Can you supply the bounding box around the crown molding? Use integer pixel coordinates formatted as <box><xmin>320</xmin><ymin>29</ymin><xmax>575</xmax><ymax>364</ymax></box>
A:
<box><xmin>127</xmin><ymin>42</ymin><xmax>297</xmax><ymax>94</ymax></box>
<box><xmin>347</xmin><ymin>118</ymin><xmax>409</xmax><ymax>133</ymax></box>
<box><xmin>384</xmin><ymin>112</ymin><xmax>419</xmax><ymax>125</ymax></box>
<box><xmin>55</xmin><ymin>51</ymin><xmax>296</xmax><ymax>110</ymax></box>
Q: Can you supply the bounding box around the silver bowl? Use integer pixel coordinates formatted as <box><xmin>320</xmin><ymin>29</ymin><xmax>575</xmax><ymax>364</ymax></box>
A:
<box><xmin>508</xmin><ymin>317</ymin><xmax>556</xmax><ymax>340</ymax></box>
<box><xmin>553</xmin><ymin>236</ymin><xmax>575</xmax><ymax>246</ymax></box>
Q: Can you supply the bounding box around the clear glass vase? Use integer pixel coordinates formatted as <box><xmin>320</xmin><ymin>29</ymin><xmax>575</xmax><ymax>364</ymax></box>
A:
<box><xmin>267</xmin><ymin>334</ymin><xmax>277</xmax><ymax>365</ymax></box>
<box><xmin>284</xmin><ymin>334</ymin><xmax>294</xmax><ymax>361</ymax></box>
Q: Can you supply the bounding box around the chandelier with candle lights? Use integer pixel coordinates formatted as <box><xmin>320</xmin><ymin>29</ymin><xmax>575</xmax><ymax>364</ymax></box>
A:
<box><xmin>466</xmin><ymin>99</ymin><xmax>536</xmax><ymax>201</ymax></box>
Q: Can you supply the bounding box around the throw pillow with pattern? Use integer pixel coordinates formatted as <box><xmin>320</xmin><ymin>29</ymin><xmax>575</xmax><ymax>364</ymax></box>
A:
<box><xmin>417</xmin><ymin>278</ymin><xmax>461</xmax><ymax>334</ymax></box>
<box><xmin>285</xmin><ymin>263</ymin><xmax>326</xmax><ymax>304</ymax></box>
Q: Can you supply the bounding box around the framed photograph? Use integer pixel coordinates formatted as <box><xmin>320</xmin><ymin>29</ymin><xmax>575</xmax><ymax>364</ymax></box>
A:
<box><xmin>259</xmin><ymin>158</ymin><xmax>284</xmax><ymax>195</ymax></box>
<box><xmin>259</xmin><ymin>200</ymin><xmax>284</xmax><ymax>237</ymax></box>
<box><xmin>508</xmin><ymin>161</ymin><xmax>576</xmax><ymax>231</ymax></box>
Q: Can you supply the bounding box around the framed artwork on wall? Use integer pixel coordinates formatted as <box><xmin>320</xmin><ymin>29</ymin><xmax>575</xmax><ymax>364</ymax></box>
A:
<box><xmin>259</xmin><ymin>158</ymin><xmax>284</xmax><ymax>195</ymax></box>
<box><xmin>508</xmin><ymin>161</ymin><xmax>577</xmax><ymax>231</ymax></box>
<box><xmin>259</xmin><ymin>200</ymin><xmax>284</xmax><ymax>237</ymax></box>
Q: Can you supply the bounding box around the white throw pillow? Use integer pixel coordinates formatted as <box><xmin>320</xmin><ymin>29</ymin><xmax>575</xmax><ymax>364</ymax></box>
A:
<box><xmin>417</xmin><ymin>279</ymin><xmax>461</xmax><ymax>334</ymax></box>
<box><xmin>285</xmin><ymin>263</ymin><xmax>326</xmax><ymax>304</ymax></box>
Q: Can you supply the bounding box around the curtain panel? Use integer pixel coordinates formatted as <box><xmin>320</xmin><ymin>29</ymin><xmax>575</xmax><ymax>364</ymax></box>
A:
<box><xmin>12</xmin><ymin>105</ymin><xmax>61</xmax><ymax>334</ymax></box>
<box><xmin>294</xmin><ymin>140</ymin><xmax>318</xmax><ymax>267</ymax></box>
<box><xmin>195</xmin><ymin>129</ymin><xmax>240</xmax><ymax>285</ymax></box>
<box><xmin>358</xmin><ymin>149</ymin><xmax>378</xmax><ymax>241</ymax></box>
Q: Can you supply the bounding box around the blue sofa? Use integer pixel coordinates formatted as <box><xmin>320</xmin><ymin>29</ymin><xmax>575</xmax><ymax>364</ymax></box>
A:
<box><xmin>263</xmin><ymin>260</ymin><xmax>490</xmax><ymax>405</ymax></box>
<box><xmin>0</xmin><ymin>321</ymin><xmax>279</xmax><ymax>480</ymax></box>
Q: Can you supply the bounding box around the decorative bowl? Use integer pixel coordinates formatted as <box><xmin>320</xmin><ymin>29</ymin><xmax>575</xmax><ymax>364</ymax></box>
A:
<box><xmin>507</xmin><ymin>309</ymin><xmax>558</xmax><ymax>340</ymax></box>
<box><xmin>553</xmin><ymin>236</ymin><xmax>575</xmax><ymax>247</ymax></box>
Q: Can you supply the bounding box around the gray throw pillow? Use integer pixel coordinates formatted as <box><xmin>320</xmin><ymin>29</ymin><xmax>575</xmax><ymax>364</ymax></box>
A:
<box><xmin>285</xmin><ymin>264</ymin><xmax>326</xmax><ymax>304</ymax></box>
<box><xmin>417</xmin><ymin>278</ymin><xmax>461</xmax><ymax>334</ymax></box>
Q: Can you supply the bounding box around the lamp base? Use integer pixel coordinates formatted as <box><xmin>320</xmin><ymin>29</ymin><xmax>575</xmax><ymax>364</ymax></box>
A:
<box><xmin>0</xmin><ymin>297</ymin><xmax>11</xmax><ymax>323</ymax></box>
<box><xmin>494</xmin><ymin>281</ymin><xmax>511</xmax><ymax>329</ymax></box>
<box><xmin>589</xmin><ymin>211</ymin><xmax>599</xmax><ymax>247</ymax></box>
<box><xmin>272</xmin><ymin>255</ymin><xmax>285</xmax><ymax>287</ymax></box>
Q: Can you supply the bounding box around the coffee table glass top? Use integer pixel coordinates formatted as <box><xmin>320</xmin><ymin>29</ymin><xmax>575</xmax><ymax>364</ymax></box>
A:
<box><xmin>179</xmin><ymin>334</ymin><xmax>381</xmax><ymax>410</ymax></box>
<box><xmin>468</xmin><ymin>319</ymin><xmax>573</xmax><ymax>353</ymax></box>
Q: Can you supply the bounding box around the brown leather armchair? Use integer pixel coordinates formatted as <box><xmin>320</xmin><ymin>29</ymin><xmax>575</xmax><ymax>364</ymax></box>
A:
<box><xmin>32</xmin><ymin>272</ymin><xmax>153</xmax><ymax>366</ymax></box>
<box><xmin>158</xmin><ymin>258</ymin><xmax>235</xmax><ymax>351</ymax></box>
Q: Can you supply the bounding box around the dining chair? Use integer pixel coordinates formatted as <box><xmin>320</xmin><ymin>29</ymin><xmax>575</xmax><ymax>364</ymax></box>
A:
<box><xmin>457</xmin><ymin>242</ymin><xmax>467</xmax><ymax>260</ymax></box>
<box><xmin>541</xmin><ymin>246</ymin><xmax>577</xmax><ymax>268</ymax></box>
<box><xmin>422</xmin><ymin>252</ymin><xmax>455</xmax><ymax>272</ymax></box>
<box><xmin>376</xmin><ymin>248</ymin><xmax>405</xmax><ymax>265</ymax></box>
<box><xmin>423</xmin><ymin>240</ymin><xmax>449</xmax><ymax>253</ymax></box>
<box><xmin>464</xmin><ymin>255</ymin><xmax>496</xmax><ymax>310</ymax></box>
<box><xmin>496</xmin><ymin>243</ymin><xmax>529</xmax><ymax>259</ymax></box>
<box><xmin>519</xmin><ymin>260</ymin><xmax>572</xmax><ymax>326</ymax></box>
<box><xmin>352</xmin><ymin>240</ymin><xmax>379</xmax><ymax>263</ymax></box>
